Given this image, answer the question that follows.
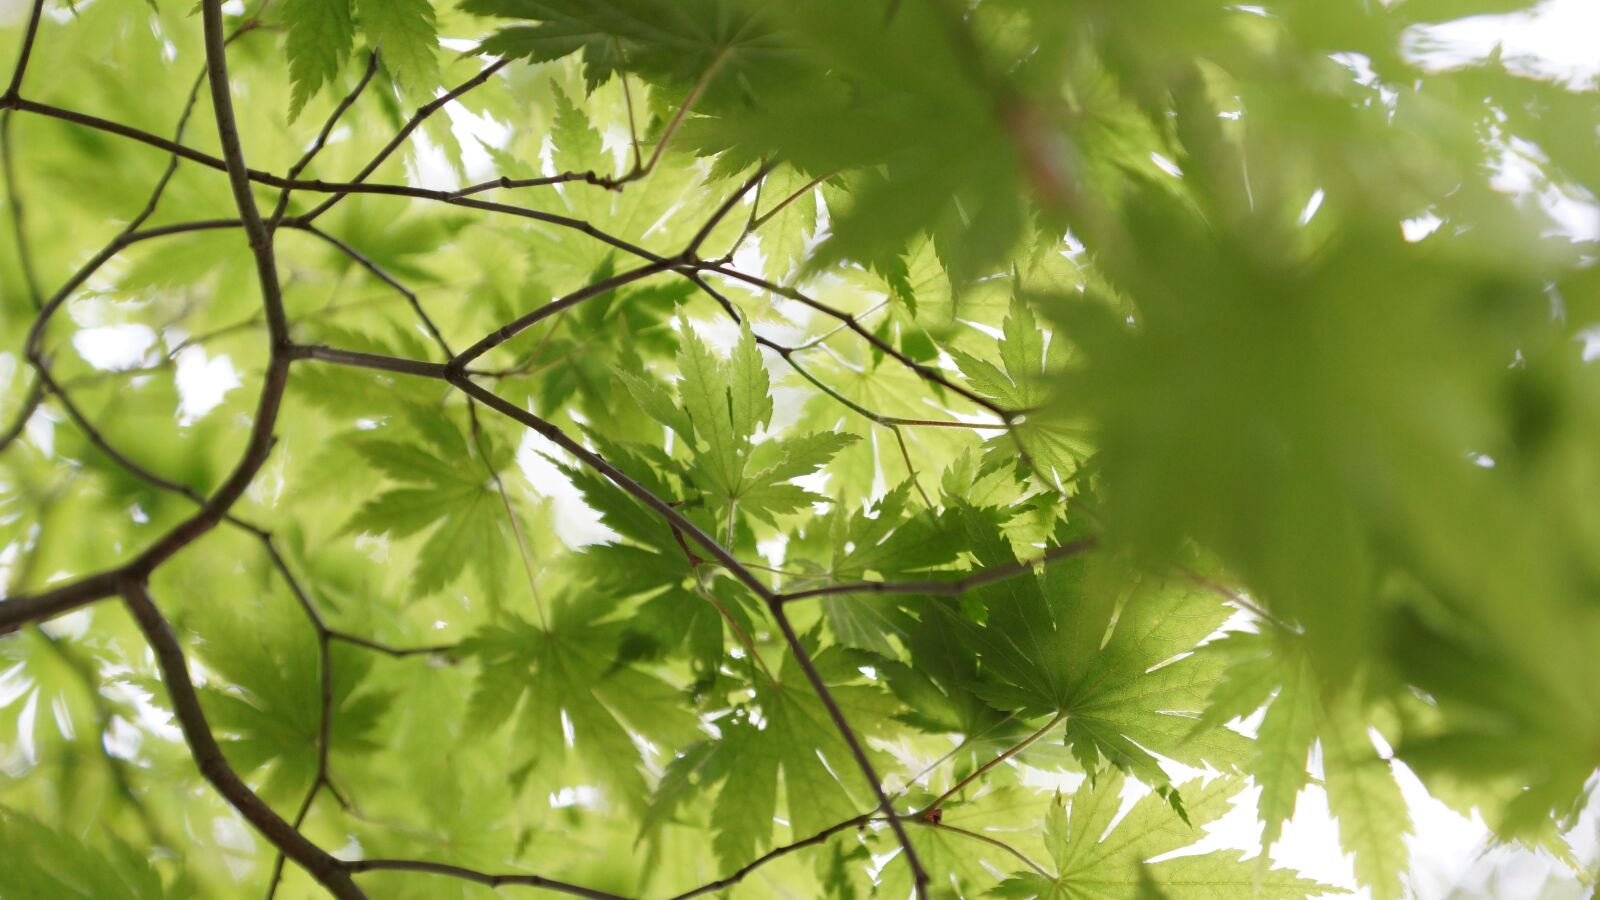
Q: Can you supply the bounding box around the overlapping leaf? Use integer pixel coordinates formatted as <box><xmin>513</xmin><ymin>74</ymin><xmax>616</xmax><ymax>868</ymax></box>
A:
<box><xmin>990</xmin><ymin>772</ymin><xmax>1342</xmax><ymax>899</ymax></box>
<box><xmin>938</xmin><ymin>507</ymin><xmax>1251</xmax><ymax>788</ymax></box>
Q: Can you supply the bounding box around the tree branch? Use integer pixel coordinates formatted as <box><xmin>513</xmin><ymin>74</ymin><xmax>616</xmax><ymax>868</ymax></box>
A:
<box><xmin>777</xmin><ymin>537</ymin><xmax>1098</xmax><ymax>604</ymax></box>
<box><xmin>450</xmin><ymin>258</ymin><xmax>682</xmax><ymax>368</ymax></box>
<box><xmin>920</xmin><ymin>711</ymin><xmax>1065</xmax><ymax>814</ymax></box>
<box><xmin>765</xmin><ymin>602</ymin><xmax>930</xmax><ymax>895</ymax></box>
<box><xmin>120</xmin><ymin>579</ymin><xmax>366</xmax><ymax>899</ymax></box>
<box><xmin>298</xmin><ymin>57</ymin><xmax>511</xmax><ymax>223</ymax></box>
<box><xmin>344</xmin><ymin>859</ymin><xmax>625</xmax><ymax>899</ymax></box>
<box><xmin>269</xmin><ymin>49</ymin><xmax>382</xmax><ymax>227</ymax></box>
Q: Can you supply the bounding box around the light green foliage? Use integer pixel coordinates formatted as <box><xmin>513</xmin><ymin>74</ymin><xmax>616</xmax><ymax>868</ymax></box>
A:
<box><xmin>1192</xmin><ymin>632</ymin><xmax>1414</xmax><ymax>896</ymax></box>
<box><xmin>651</xmin><ymin>643</ymin><xmax>899</xmax><ymax>869</ymax></box>
<box><xmin>343</xmin><ymin>406</ymin><xmax>519</xmax><ymax>600</ymax></box>
<box><xmin>935</xmin><ymin>509</ymin><xmax>1250</xmax><ymax>788</ymax></box>
<box><xmin>1</xmin><ymin>0</ymin><xmax>1597</xmax><ymax>898</ymax></box>
<box><xmin>991</xmin><ymin>772</ymin><xmax>1341</xmax><ymax>899</ymax></box>
<box><xmin>0</xmin><ymin>810</ymin><xmax>191</xmax><ymax>900</ymax></box>
<box><xmin>286</xmin><ymin>0</ymin><xmax>441</xmax><ymax>116</ymax></box>
<box><xmin>356</xmin><ymin>0</ymin><xmax>438</xmax><ymax>94</ymax></box>
<box><xmin>283</xmin><ymin>0</ymin><xmax>356</xmax><ymax>120</ymax></box>
<box><xmin>624</xmin><ymin>321</ymin><xmax>856</xmax><ymax>523</ymax></box>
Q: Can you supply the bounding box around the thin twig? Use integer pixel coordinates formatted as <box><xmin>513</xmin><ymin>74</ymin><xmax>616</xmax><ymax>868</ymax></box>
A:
<box><xmin>120</xmin><ymin>580</ymin><xmax>365</xmax><ymax>900</ymax></box>
<box><xmin>343</xmin><ymin>859</ymin><xmax>625</xmax><ymax>900</ymax></box>
<box><xmin>919</xmin><ymin>711</ymin><xmax>1065</xmax><ymax>814</ymax></box>
<box><xmin>778</xmin><ymin>538</ymin><xmax>1098</xmax><ymax>604</ymax></box>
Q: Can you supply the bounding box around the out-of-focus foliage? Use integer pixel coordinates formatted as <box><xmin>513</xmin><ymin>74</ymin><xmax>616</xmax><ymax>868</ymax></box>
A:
<box><xmin>0</xmin><ymin>0</ymin><xmax>1597</xmax><ymax>897</ymax></box>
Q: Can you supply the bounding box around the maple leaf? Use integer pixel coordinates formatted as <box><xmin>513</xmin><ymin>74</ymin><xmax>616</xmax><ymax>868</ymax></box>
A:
<box><xmin>342</xmin><ymin>406</ymin><xmax>518</xmax><ymax>600</ymax></box>
<box><xmin>950</xmin><ymin>298</ymin><xmax>1090</xmax><ymax>488</ymax></box>
<box><xmin>459</xmin><ymin>597</ymin><xmax>702</xmax><ymax>811</ymax></box>
<box><xmin>988</xmin><ymin>772</ymin><xmax>1344</xmax><ymax>899</ymax></box>
<box><xmin>0</xmin><ymin>810</ymin><xmax>192</xmax><ymax>900</ymax></box>
<box><xmin>643</xmin><ymin>643</ymin><xmax>898</xmax><ymax>868</ymax></box>
<box><xmin>1192</xmin><ymin>631</ymin><xmax>1413</xmax><ymax>898</ymax></box>
<box><xmin>623</xmin><ymin>321</ymin><xmax>857</xmax><ymax>521</ymax></box>
<box><xmin>464</xmin><ymin>0</ymin><xmax>789</xmax><ymax>96</ymax></box>
<box><xmin>937</xmin><ymin>506</ymin><xmax>1251</xmax><ymax>789</ymax></box>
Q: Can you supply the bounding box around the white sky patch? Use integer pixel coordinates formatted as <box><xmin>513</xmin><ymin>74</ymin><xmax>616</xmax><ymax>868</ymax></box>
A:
<box><xmin>1298</xmin><ymin>188</ymin><xmax>1326</xmax><ymax>226</ymax></box>
<box><xmin>443</xmin><ymin>99</ymin><xmax>511</xmax><ymax>183</ymax></box>
<box><xmin>1149</xmin><ymin>152</ymin><xmax>1184</xmax><ymax>179</ymax></box>
<box><xmin>1402</xmin><ymin>211</ymin><xmax>1444</xmax><ymax>242</ymax></box>
<box><xmin>515</xmin><ymin>429</ymin><xmax>618</xmax><ymax>548</ymax></box>
<box><xmin>1490</xmin><ymin>136</ymin><xmax>1600</xmax><ymax>241</ymax></box>
<box><xmin>173</xmin><ymin>347</ymin><xmax>242</xmax><ymax>425</ymax></box>
<box><xmin>1402</xmin><ymin>0</ymin><xmax>1600</xmax><ymax>88</ymax></box>
<box><xmin>0</xmin><ymin>0</ymin><xmax>31</xmax><ymax>26</ymax></box>
<box><xmin>71</xmin><ymin>323</ymin><xmax>157</xmax><ymax>371</ymax></box>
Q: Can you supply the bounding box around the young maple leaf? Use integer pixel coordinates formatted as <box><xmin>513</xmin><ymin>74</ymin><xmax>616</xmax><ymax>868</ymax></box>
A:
<box><xmin>642</xmin><ymin>643</ymin><xmax>898</xmax><ymax>869</ymax></box>
<box><xmin>986</xmin><ymin>772</ymin><xmax>1344</xmax><ymax>899</ymax></box>
<box><xmin>341</xmin><ymin>406</ymin><xmax>517</xmax><ymax>600</ymax></box>
<box><xmin>1192</xmin><ymin>631</ymin><xmax>1413</xmax><ymax>900</ymax></box>
<box><xmin>620</xmin><ymin>319</ymin><xmax>856</xmax><ymax>523</ymax></box>
<box><xmin>458</xmin><ymin>598</ymin><xmax>701</xmax><ymax>812</ymax></box>
<box><xmin>949</xmin><ymin>297</ymin><xmax>1090</xmax><ymax>488</ymax></box>
<box><xmin>935</xmin><ymin>506</ymin><xmax>1251</xmax><ymax>790</ymax></box>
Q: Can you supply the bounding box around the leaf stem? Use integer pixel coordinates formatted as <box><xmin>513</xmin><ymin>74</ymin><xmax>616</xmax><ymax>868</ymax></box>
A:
<box><xmin>920</xmin><ymin>710</ymin><xmax>1066</xmax><ymax>813</ymax></box>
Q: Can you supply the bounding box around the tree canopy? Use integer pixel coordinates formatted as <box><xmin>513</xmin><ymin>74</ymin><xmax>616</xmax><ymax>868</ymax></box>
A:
<box><xmin>0</xmin><ymin>0</ymin><xmax>1597</xmax><ymax>898</ymax></box>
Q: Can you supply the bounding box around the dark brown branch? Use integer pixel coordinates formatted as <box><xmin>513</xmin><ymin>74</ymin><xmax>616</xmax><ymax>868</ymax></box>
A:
<box><xmin>448</xmin><ymin>171</ymin><xmax>615</xmax><ymax>199</ymax></box>
<box><xmin>4</xmin><ymin>99</ymin><xmax>663</xmax><ymax>266</ymax></box>
<box><xmin>201</xmin><ymin>0</ymin><xmax>287</xmax><ymax>344</ymax></box>
<box><xmin>1</xmin><ymin>0</ymin><xmax>47</xmax><ymax>309</ymax></box>
<box><xmin>327</xmin><ymin>630</ymin><xmax>457</xmax><ymax>658</ymax></box>
<box><xmin>918</xmin><ymin>711</ymin><xmax>1065</xmax><ymax>814</ymax></box>
<box><xmin>607</xmin><ymin>51</ymin><xmax>726</xmax><ymax>190</ymax></box>
<box><xmin>292</xmin><ymin>343</ymin><xmax>452</xmax><ymax>378</ymax></box>
<box><xmin>928</xmin><ymin>821</ymin><xmax>1050</xmax><ymax>877</ymax></box>
<box><xmin>0</xmin><ymin>570</ymin><xmax>122</xmax><ymax>637</ymax></box>
<box><xmin>270</xmin><ymin>50</ymin><xmax>382</xmax><ymax>227</ymax></box>
<box><xmin>44</xmin><ymin>372</ymin><xmax>210</xmax><ymax>503</ymax></box>
<box><xmin>664</xmin><ymin>815</ymin><xmax>874</xmax><ymax>900</ymax></box>
<box><xmin>450</xmin><ymin>258</ymin><xmax>681</xmax><ymax>367</ymax></box>
<box><xmin>448</xmin><ymin>375</ymin><xmax>772</xmax><ymax>599</ymax></box>
<box><xmin>292</xmin><ymin>224</ymin><xmax>453</xmax><ymax>356</ymax></box>
<box><xmin>777</xmin><ymin>536</ymin><xmax>1098</xmax><ymax>604</ymax></box>
<box><xmin>1</xmin><ymin>0</ymin><xmax>44</xmax><ymax>100</ymax></box>
<box><xmin>344</xmin><ymin>859</ymin><xmax>624</xmax><ymax>899</ymax></box>
<box><xmin>684</xmin><ymin>160</ymin><xmax>775</xmax><ymax>257</ymax></box>
<box><xmin>691</xmin><ymin>262</ymin><xmax>1011</xmax><ymax>417</ymax></box>
<box><xmin>765</xmin><ymin>603</ymin><xmax>929</xmax><ymax>896</ymax></box>
<box><xmin>22</xmin><ymin>218</ymin><xmax>243</xmax><ymax>362</ymax></box>
<box><xmin>669</xmin><ymin>701</ymin><xmax>1069</xmax><ymax>897</ymax></box>
<box><xmin>120</xmin><ymin>580</ymin><xmax>366</xmax><ymax>899</ymax></box>
<box><xmin>752</xmin><ymin>171</ymin><xmax>831</xmax><ymax>230</ymax></box>
<box><xmin>260</xmin><ymin>536</ymin><xmax>342</xmax><ymax>900</ymax></box>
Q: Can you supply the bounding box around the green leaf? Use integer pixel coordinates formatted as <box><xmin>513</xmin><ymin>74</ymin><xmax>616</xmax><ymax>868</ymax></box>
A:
<box><xmin>649</xmin><ymin>645</ymin><xmax>898</xmax><ymax>869</ymax></box>
<box><xmin>1032</xmin><ymin>771</ymin><xmax>1342</xmax><ymax>899</ymax></box>
<box><xmin>461</xmin><ymin>603</ymin><xmax>701</xmax><ymax>810</ymax></box>
<box><xmin>1323</xmin><ymin>691</ymin><xmax>1412</xmax><ymax>900</ymax></box>
<box><xmin>462</xmin><ymin>0</ymin><xmax>786</xmax><ymax>96</ymax></box>
<box><xmin>0</xmin><ymin>810</ymin><xmax>190</xmax><ymax>900</ymax></box>
<box><xmin>939</xmin><ymin>509</ymin><xmax>1250</xmax><ymax>785</ymax></box>
<box><xmin>356</xmin><ymin>0</ymin><xmax>438</xmax><ymax>94</ymax></box>
<box><xmin>552</xmin><ymin>86</ymin><xmax>604</xmax><ymax>175</ymax></box>
<box><xmin>283</xmin><ymin>0</ymin><xmax>355</xmax><ymax>120</ymax></box>
<box><xmin>342</xmin><ymin>409</ymin><xmax>516</xmax><ymax>600</ymax></box>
